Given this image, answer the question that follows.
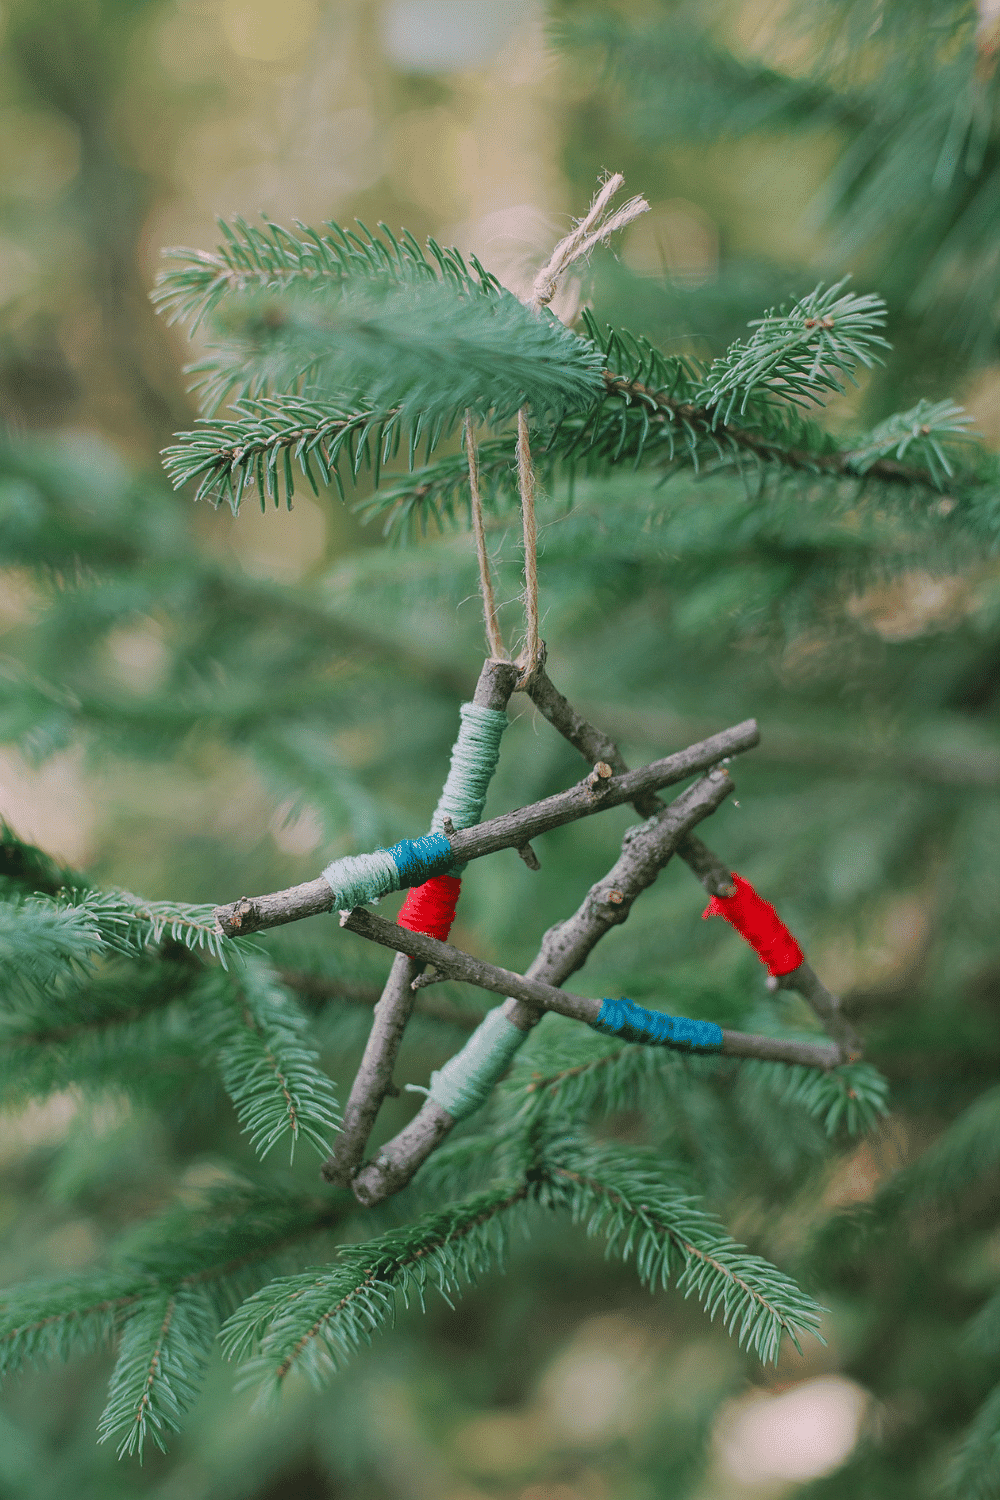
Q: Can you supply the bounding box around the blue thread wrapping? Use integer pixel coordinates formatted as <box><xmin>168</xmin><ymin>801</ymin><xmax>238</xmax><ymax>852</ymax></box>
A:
<box><xmin>386</xmin><ymin>832</ymin><xmax>455</xmax><ymax>887</ymax></box>
<box><xmin>591</xmin><ymin>997</ymin><xmax>723</xmax><ymax>1052</ymax></box>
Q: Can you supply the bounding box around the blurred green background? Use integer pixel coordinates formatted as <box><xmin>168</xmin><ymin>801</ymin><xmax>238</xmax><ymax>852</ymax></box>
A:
<box><xmin>2</xmin><ymin>1</ymin><xmax>1000</xmax><ymax>1497</ymax></box>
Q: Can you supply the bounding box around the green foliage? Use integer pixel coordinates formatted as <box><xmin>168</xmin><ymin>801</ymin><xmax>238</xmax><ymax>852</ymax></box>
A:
<box><xmin>97</xmin><ymin>1286</ymin><xmax>216</xmax><ymax>1459</ymax></box>
<box><xmin>5</xmin><ymin>4</ymin><xmax>1000</xmax><ymax>1487</ymax></box>
<box><xmin>361</xmin><ymin>291</ymin><xmax>994</xmax><ymax>540</ymax></box>
<box><xmin>159</xmin><ymin>220</ymin><xmax>604</xmax><ymax>511</ymax></box>
<box><xmin>193</xmin><ymin>960</ymin><xmax>341</xmax><ymax>1161</ymax></box>
<box><xmin>223</xmin><ymin>1182</ymin><xmax>529</xmax><ymax>1396</ymax></box>
<box><xmin>536</xmin><ymin>1136</ymin><xmax>823</xmax><ymax>1362</ymax></box>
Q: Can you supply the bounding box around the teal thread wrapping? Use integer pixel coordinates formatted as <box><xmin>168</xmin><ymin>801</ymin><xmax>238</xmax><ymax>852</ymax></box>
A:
<box><xmin>322</xmin><ymin>832</ymin><xmax>453</xmax><ymax>911</ymax></box>
<box><xmin>431</xmin><ymin>703</ymin><xmax>508</xmax><ymax>871</ymax></box>
<box><xmin>387</xmin><ymin>833</ymin><xmax>454</xmax><ymax>884</ymax></box>
<box><xmin>427</xmin><ymin>1005</ymin><xmax>527</xmax><ymax>1121</ymax></box>
<box><xmin>592</xmin><ymin>998</ymin><xmax>724</xmax><ymax>1053</ymax></box>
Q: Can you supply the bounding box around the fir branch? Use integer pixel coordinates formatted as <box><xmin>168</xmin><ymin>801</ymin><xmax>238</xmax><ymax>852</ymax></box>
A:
<box><xmin>738</xmin><ymin>1058</ymin><xmax>890</xmax><ymax>1137</ymax></box>
<box><xmin>700</xmin><ymin>281</ymin><xmax>889</xmax><ymax>421</ymax></box>
<box><xmin>194</xmin><ymin>960</ymin><xmax>341</xmax><ymax>1160</ymax></box>
<box><xmin>161</xmin><ymin>396</ymin><xmax>389</xmax><ymax>513</ymax></box>
<box><xmin>362</xmin><ymin>301</ymin><xmax>988</xmax><ymax>538</ymax></box>
<box><xmin>97</xmin><ymin>1286</ymin><xmax>216</xmax><ymax>1460</ymax></box>
<box><xmin>0</xmin><ymin>1184</ymin><xmax>351</xmax><ymax>1453</ymax></box>
<box><xmin>222</xmin><ymin>1182</ymin><xmax>529</xmax><ymax>1394</ymax></box>
<box><xmin>184</xmin><ymin>277</ymin><xmax>604</xmax><ymax>420</ymax></box>
<box><xmin>512</xmin><ymin>1035</ymin><xmax>885</xmax><ymax>1139</ymax></box>
<box><xmin>538</xmin><ymin>1138</ymin><xmax>824</xmax><ymax>1362</ymax></box>
<box><xmin>0</xmin><ymin>1275</ymin><xmax>144</xmax><ymax>1383</ymax></box>
<box><xmin>153</xmin><ymin>217</ymin><xmax>502</xmax><ymax>331</ymax></box>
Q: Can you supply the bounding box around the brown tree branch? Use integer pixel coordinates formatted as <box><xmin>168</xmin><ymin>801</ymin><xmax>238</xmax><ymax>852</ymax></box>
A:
<box><xmin>213</xmin><ymin>718</ymin><xmax>759</xmax><ymax>938</ymax></box>
<box><xmin>524</xmin><ymin>663</ymin><xmax>861</xmax><ymax>1058</ymax></box>
<box><xmin>344</xmin><ymin>768</ymin><xmax>841</xmax><ymax>1206</ymax></box>
<box><xmin>324</xmin><ymin>658</ymin><xmax>519</xmax><ymax>1186</ymax></box>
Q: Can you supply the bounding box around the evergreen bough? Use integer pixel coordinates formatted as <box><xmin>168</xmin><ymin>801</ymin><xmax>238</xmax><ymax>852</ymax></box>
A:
<box><xmin>2</xmin><ymin>164</ymin><xmax>999</xmax><ymax>1490</ymax></box>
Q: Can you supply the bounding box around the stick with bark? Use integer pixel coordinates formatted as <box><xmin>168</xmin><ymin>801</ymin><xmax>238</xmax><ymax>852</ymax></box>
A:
<box><xmin>213</xmin><ymin>719</ymin><xmax>759</xmax><ymax>938</ymax></box>
<box><xmin>345</xmin><ymin>766</ymin><xmax>839</xmax><ymax>1206</ymax></box>
<box><xmin>324</xmin><ymin>657</ymin><xmax>518</xmax><ymax>1186</ymax></box>
<box><xmin>524</xmin><ymin>663</ymin><xmax>861</xmax><ymax>1059</ymax></box>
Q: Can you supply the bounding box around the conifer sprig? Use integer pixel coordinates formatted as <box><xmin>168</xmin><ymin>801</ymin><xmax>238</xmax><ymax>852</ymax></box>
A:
<box><xmin>0</xmin><ymin>1185</ymin><xmax>351</xmax><ymax>1457</ymax></box>
<box><xmin>195</xmin><ymin>961</ymin><xmax>341</xmax><ymax>1160</ymax></box>
<box><xmin>153</xmin><ymin>217</ymin><xmax>502</xmax><ymax>330</ymax></box>
<box><xmin>539</xmin><ymin>1138</ymin><xmax>824</xmax><ymax>1362</ymax></box>
<box><xmin>97</xmin><ymin>1286</ymin><xmax>217</xmax><ymax>1460</ymax></box>
<box><xmin>223</xmin><ymin>1182</ymin><xmax>530</xmax><ymax>1395</ymax></box>
<box><xmin>700</xmin><ymin>280</ymin><xmax>889</xmax><ymax>420</ymax></box>
<box><xmin>508</xmin><ymin>1031</ymin><xmax>889</xmax><ymax>1140</ymax></box>
<box><xmin>358</xmin><ymin>295</ymin><xmax>988</xmax><ymax>538</ymax></box>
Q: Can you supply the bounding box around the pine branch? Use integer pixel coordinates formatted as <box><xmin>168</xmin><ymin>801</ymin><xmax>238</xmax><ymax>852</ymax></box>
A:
<box><xmin>97</xmin><ymin>1287</ymin><xmax>216</xmax><ymax>1460</ymax></box>
<box><xmin>186</xmin><ymin>277</ymin><xmax>604</xmax><ymax>418</ymax></box>
<box><xmin>0</xmin><ymin>964</ymin><xmax>200</xmax><ymax>1105</ymax></box>
<box><xmin>362</xmin><ymin>299</ymin><xmax>989</xmax><ymax>539</ymax></box>
<box><xmin>0</xmin><ymin>1184</ymin><xmax>351</xmax><ymax>1453</ymax></box>
<box><xmin>222</xmin><ymin>1182</ymin><xmax>529</xmax><ymax>1396</ymax></box>
<box><xmin>513</xmin><ymin>1036</ymin><xmax>887</xmax><ymax>1139</ymax></box>
<box><xmin>153</xmin><ymin>217</ymin><xmax>502</xmax><ymax>330</ymax></box>
<box><xmin>538</xmin><ymin>1137</ymin><xmax>823</xmax><ymax>1362</ymax></box>
<box><xmin>737</xmin><ymin>1057</ymin><xmax>889</xmax><ymax>1137</ymax></box>
<box><xmin>194</xmin><ymin>960</ymin><xmax>341</xmax><ymax>1160</ymax></box>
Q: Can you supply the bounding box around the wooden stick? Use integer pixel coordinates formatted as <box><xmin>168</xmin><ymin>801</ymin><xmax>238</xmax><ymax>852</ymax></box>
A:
<box><xmin>214</xmin><ymin>718</ymin><xmax>760</xmax><ymax>938</ymax></box>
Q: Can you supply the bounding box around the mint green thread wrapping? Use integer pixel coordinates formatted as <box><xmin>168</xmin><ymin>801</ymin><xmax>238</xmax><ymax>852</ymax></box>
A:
<box><xmin>427</xmin><ymin>1005</ymin><xmax>527</xmax><ymax>1121</ymax></box>
<box><xmin>431</xmin><ymin>703</ymin><xmax>508</xmax><ymax>863</ymax></box>
<box><xmin>322</xmin><ymin>848</ymin><xmax>400</xmax><ymax>911</ymax></box>
<box><xmin>320</xmin><ymin>702</ymin><xmax>506</xmax><ymax>908</ymax></box>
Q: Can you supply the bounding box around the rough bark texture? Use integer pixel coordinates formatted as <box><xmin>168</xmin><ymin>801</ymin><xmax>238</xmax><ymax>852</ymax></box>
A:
<box><xmin>525</xmin><ymin>665</ymin><xmax>736</xmax><ymax>897</ymax></box>
<box><xmin>525</xmin><ymin>665</ymin><xmax>859</xmax><ymax>1057</ymax></box>
<box><xmin>213</xmin><ymin>718</ymin><xmax>758</xmax><ymax>937</ymax></box>
<box><xmin>348</xmin><ymin>767</ymin><xmax>842</xmax><ymax>1205</ymax></box>
<box><xmin>323</xmin><ymin>658</ymin><xmax>519</xmax><ymax>1185</ymax></box>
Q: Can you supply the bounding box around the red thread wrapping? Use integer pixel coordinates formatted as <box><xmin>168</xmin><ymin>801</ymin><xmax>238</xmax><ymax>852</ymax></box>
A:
<box><xmin>397</xmin><ymin>874</ymin><xmax>462</xmax><ymax>942</ymax></box>
<box><xmin>702</xmin><ymin>872</ymin><xmax>805</xmax><ymax>977</ymax></box>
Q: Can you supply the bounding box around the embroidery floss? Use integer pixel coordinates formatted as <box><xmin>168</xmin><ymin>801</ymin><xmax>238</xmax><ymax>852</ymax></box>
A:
<box><xmin>322</xmin><ymin>833</ymin><xmax>453</xmax><ymax>912</ymax></box>
<box><xmin>591</xmin><ymin>997</ymin><xmax>724</xmax><ymax>1052</ymax></box>
<box><xmin>396</xmin><ymin>874</ymin><xmax>462</xmax><ymax>942</ymax></box>
<box><xmin>702</xmin><ymin>872</ymin><xmax>805</xmax><ymax>976</ymax></box>
<box><xmin>425</xmin><ymin>1004</ymin><xmax>528</xmax><ymax>1121</ymax></box>
<box><xmin>397</xmin><ymin>699</ymin><xmax>508</xmax><ymax>938</ymax></box>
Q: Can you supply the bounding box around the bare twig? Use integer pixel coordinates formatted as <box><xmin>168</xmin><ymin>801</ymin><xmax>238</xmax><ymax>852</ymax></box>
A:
<box><xmin>213</xmin><ymin>718</ymin><xmax>759</xmax><ymax>938</ymax></box>
<box><xmin>341</xmin><ymin>904</ymin><xmax>839</xmax><ymax>1068</ymax></box>
<box><xmin>514</xmin><ymin>172</ymin><xmax>649</xmax><ymax>685</ymax></box>
<box><xmin>524</xmin><ymin>663</ymin><xmax>861</xmax><ymax>1058</ymax></box>
<box><xmin>515</xmin><ymin>407</ymin><xmax>541</xmax><ymax>682</ymax></box>
<box><xmin>346</xmin><ymin>767</ymin><xmax>841</xmax><ymax>1205</ymax></box>
<box><xmin>524</xmin><ymin>663</ymin><xmax>734</xmax><ymax>896</ymax></box>
<box><xmin>323</xmin><ymin>658</ymin><xmax>518</xmax><ymax>1186</ymax></box>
